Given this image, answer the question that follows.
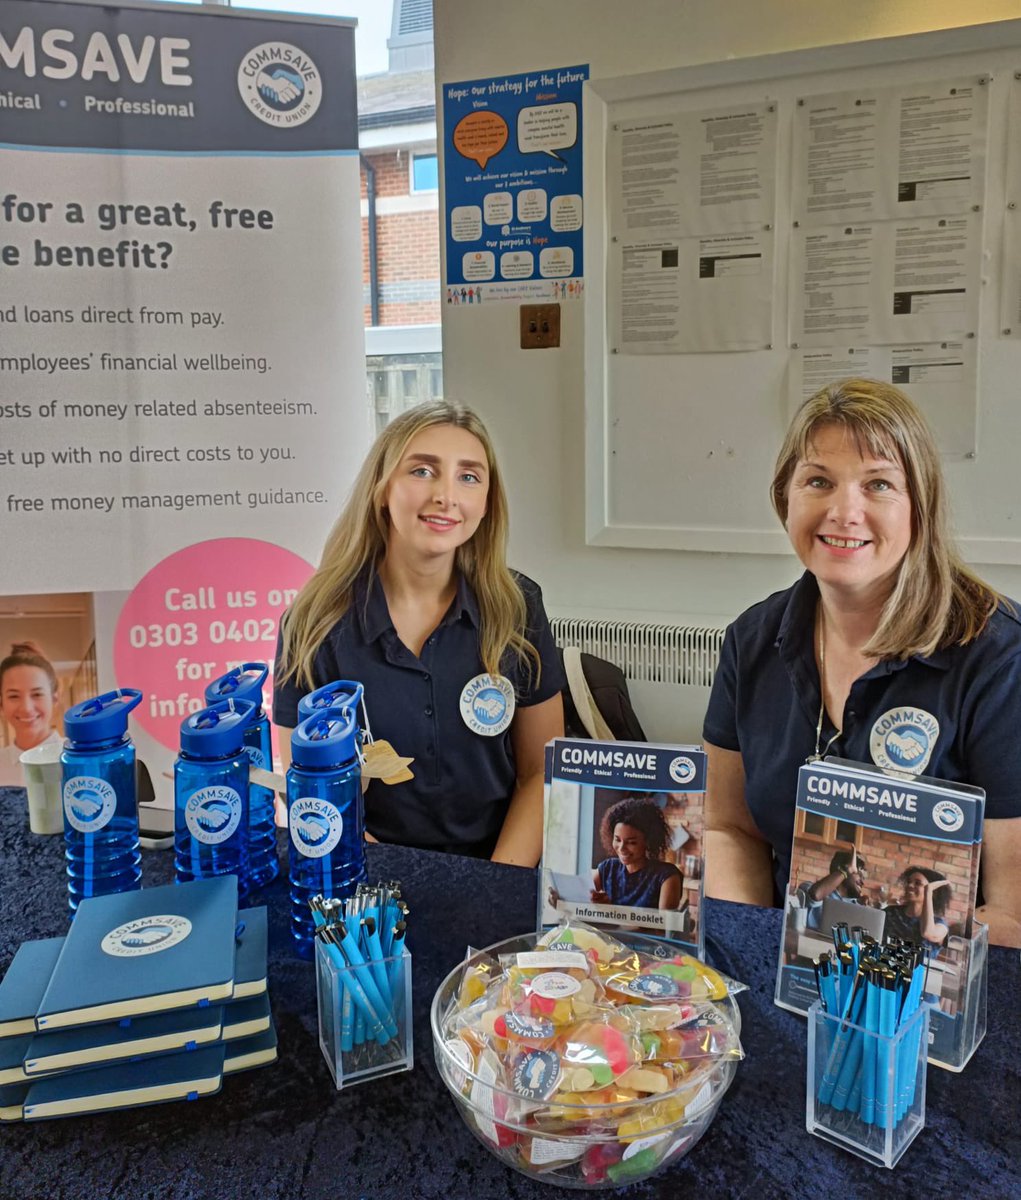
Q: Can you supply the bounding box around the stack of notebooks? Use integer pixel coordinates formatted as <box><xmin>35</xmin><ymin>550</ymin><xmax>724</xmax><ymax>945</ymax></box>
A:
<box><xmin>0</xmin><ymin>876</ymin><xmax>277</xmax><ymax>1121</ymax></box>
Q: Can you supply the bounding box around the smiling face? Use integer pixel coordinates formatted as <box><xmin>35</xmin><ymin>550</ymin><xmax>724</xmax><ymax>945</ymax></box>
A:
<box><xmin>784</xmin><ymin>424</ymin><xmax>913</xmax><ymax>604</ymax></box>
<box><xmin>611</xmin><ymin>822</ymin><xmax>649</xmax><ymax>870</ymax></box>
<box><xmin>0</xmin><ymin>664</ymin><xmax>57</xmax><ymax>751</ymax></box>
<box><xmin>900</xmin><ymin>871</ymin><xmax>928</xmax><ymax>912</ymax></box>
<box><xmin>382</xmin><ymin>423</ymin><xmax>490</xmax><ymax>565</ymax></box>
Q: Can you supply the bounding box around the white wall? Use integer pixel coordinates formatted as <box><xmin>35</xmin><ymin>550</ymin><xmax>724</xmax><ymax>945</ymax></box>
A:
<box><xmin>433</xmin><ymin>0</ymin><xmax>1021</xmax><ymax>627</ymax></box>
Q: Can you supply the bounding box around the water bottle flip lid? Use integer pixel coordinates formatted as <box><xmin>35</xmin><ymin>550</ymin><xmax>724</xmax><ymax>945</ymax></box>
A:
<box><xmin>291</xmin><ymin>705</ymin><xmax>359</xmax><ymax>768</ymax></box>
<box><xmin>204</xmin><ymin>662</ymin><xmax>269</xmax><ymax>713</ymax></box>
<box><xmin>64</xmin><ymin>689</ymin><xmax>143</xmax><ymax>743</ymax></box>
<box><xmin>297</xmin><ymin>679</ymin><xmax>365</xmax><ymax>722</ymax></box>
<box><xmin>180</xmin><ymin>699</ymin><xmax>257</xmax><ymax>758</ymax></box>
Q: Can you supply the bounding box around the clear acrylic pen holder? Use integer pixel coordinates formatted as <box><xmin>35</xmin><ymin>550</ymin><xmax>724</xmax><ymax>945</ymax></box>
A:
<box><xmin>315</xmin><ymin>940</ymin><xmax>413</xmax><ymax>1089</ymax></box>
<box><xmin>806</xmin><ymin>998</ymin><xmax>928</xmax><ymax>1169</ymax></box>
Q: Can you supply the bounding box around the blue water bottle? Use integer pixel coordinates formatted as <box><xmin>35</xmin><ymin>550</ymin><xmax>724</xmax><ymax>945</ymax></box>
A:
<box><xmin>205</xmin><ymin>663</ymin><xmax>278</xmax><ymax>890</ymax></box>
<box><xmin>287</xmin><ymin>706</ymin><xmax>366</xmax><ymax>958</ymax></box>
<box><xmin>61</xmin><ymin>689</ymin><xmax>144</xmax><ymax>915</ymax></box>
<box><xmin>175</xmin><ymin>699</ymin><xmax>255</xmax><ymax>900</ymax></box>
<box><xmin>297</xmin><ymin>679</ymin><xmax>365</xmax><ymax>724</ymax></box>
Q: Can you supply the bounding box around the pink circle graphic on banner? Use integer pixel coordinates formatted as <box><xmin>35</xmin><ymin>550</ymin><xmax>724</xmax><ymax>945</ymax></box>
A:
<box><xmin>113</xmin><ymin>538</ymin><xmax>313</xmax><ymax>750</ymax></box>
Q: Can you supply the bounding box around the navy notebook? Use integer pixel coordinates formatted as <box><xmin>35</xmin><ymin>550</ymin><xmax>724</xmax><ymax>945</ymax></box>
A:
<box><xmin>0</xmin><ymin>1035</ymin><xmax>32</xmax><ymax>1084</ymax></box>
<box><xmin>36</xmin><ymin>876</ymin><xmax>238</xmax><ymax>1031</ymax></box>
<box><xmin>224</xmin><ymin>1021</ymin><xmax>278</xmax><ymax>1075</ymax></box>
<box><xmin>23</xmin><ymin>1004</ymin><xmax>225</xmax><ymax>1076</ymax></box>
<box><xmin>22</xmin><ymin>1043</ymin><xmax>225</xmax><ymax>1120</ymax></box>
<box><xmin>0</xmin><ymin>1082</ymin><xmax>28</xmax><ymax>1122</ymax></box>
<box><xmin>233</xmin><ymin>906</ymin><xmax>268</xmax><ymax>999</ymax></box>
<box><xmin>223</xmin><ymin>992</ymin><xmax>271</xmax><ymax>1042</ymax></box>
<box><xmin>0</xmin><ymin>939</ymin><xmax>64</xmax><ymax>1038</ymax></box>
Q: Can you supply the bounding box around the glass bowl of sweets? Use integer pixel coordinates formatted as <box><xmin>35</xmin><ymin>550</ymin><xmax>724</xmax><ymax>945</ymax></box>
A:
<box><xmin>430</xmin><ymin>920</ymin><xmax>744</xmax><ymax>1189</ymax></box>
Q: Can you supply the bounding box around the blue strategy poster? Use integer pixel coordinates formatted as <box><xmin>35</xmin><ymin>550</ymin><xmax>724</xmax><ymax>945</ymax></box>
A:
<box><xmin>443</xmin><ymin>64</ymin><xmax>588</xmax><ymax>304</ymax></box>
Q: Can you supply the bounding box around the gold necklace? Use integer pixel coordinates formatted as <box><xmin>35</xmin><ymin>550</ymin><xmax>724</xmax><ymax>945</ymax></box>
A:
<box><xmin>809</xmin><ymin>606</ymin><xmax>842</xmax><ymax>763</ymax></box>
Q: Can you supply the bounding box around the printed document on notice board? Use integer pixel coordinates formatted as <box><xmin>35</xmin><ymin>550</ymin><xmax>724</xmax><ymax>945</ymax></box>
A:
<box><xmin>612</xmin><ymin>231</ymin><xmax>773</xmax><ymax>353</ymax></box>
<box><xmin>791</xmin><ymin>78</ymin><xmax>989</xmax><ymax>225</ymax></box>
<box><xmin>790</xmin><ymin>214</ymin><xmax>982</xmax><ymax>346</ymax></box>
<box><xmin>789</xmin><ymin>341</ymin><xmax>977</xmax><ymax>457</ymax></box>
<box><xmin>607</xmin><ymin>103</ymin><xmax>776</xmax><ymax>353</ymax></box>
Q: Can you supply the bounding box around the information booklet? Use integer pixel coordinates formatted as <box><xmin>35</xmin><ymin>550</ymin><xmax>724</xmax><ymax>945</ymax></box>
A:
<box><xmin>538</xmin><ymin>737</ymin><xmax>707</xmax><ymax>956</ymax></box>
<box><xmin>774</xmin><ymin>757</ymin><xmax>985</xmax><ymax>1065</ymax></box>
<box><xmin>36</xmin><ymin>876</ymin><xmax>239</xmax><ymax>1031</ymax></box>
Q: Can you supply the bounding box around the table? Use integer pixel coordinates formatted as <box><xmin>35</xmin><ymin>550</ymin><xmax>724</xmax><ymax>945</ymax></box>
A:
<box><xmin>0</xmin><ymin>787</ymin><xmax>1018</xmax><ymax>1199</ymax></box>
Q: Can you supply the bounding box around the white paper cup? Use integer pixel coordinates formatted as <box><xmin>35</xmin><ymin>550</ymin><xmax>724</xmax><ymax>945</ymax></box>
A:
<box><xmin>20</xmin><ymin>741</ymin><xmax>65</xmax><ymax>835</ymax></box>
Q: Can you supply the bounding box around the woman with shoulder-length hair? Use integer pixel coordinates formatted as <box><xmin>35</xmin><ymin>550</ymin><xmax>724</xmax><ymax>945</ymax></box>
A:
<box><xmin>703</xmin><ymin>378</ymin><xmax>1021</xmax><ymax>947</ymax></box>
<box><xmin>273</xmin><ymin>400</ymin><xmax>565</xmax><ymax>866</ymax></box>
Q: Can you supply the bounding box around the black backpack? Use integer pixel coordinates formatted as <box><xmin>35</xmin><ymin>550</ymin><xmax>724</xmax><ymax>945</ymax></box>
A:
<box><xmin>559</xmin><ymin>646</ymin><xmax>647</xmax><ymax>742</ymax></box>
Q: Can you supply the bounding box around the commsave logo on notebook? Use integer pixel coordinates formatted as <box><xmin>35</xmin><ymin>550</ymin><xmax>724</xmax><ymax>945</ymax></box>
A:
<box><xmin>101</xmin><ymin>916</ymin><xmax>192</xmax><ymax>958</ymax></box>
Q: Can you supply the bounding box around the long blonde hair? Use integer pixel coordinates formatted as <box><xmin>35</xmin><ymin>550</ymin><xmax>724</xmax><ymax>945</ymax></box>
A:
<box><xmin>771</xmin><ymin>378</ymin><xmax>1000</xmax><ymax>658</ymax></box>
<box><xmin>277</xmin><ymin>401</ymin><xmax>540</xmax><ymax>690</ymax></box>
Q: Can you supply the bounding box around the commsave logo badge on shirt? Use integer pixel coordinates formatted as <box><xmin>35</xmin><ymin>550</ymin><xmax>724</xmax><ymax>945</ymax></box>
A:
<box><xmin>237</xmin><ymin>42</ymin><xmax>322</xmax><ymax>128</ymax></box>
<box><xmin>459</xmin><ymin>674</ymin><xmax>515</xmax><ymax>737</ymax></box>
<box><xmin>869</xmin><ymin>706</ymin><xmax>940</xmax><ymax>774</ymax></box>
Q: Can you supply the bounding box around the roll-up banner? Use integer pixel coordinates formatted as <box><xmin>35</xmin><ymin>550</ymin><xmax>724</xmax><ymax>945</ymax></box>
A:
<box><xmin>0</xmin><ymin>1</ymin><xmax>367</xmax><ymax>797</ymax></box>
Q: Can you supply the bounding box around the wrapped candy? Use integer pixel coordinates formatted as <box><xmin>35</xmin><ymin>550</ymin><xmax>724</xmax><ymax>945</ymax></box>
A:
<box><xmin>435</xmin><ymin>922</ymin><xmax>745</xmax><ymax>1188</ymax></box>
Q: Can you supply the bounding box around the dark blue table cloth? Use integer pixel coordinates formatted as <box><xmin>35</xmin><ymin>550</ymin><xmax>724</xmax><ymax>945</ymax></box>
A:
<box><xmin>0</xmin><ymin>786</ymin><xmax>1018</xmax><ymax>1199</ymax></box>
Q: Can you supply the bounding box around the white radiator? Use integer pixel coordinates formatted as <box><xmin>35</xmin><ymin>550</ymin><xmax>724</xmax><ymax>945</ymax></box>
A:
<box><xmin>549</xmin><ymin>618</ymin><xmax>726</xmax><ymax>745</ymax></box>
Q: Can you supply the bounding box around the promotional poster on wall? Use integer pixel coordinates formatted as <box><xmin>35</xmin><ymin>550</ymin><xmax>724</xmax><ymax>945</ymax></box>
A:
<box><xmin>0</xmin><ymin>1</ymin><xmax>367</xmax><ymax>799</ymax></box>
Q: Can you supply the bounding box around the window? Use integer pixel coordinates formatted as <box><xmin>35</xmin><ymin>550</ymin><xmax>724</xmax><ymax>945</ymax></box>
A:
<box><xmin>411</xmin><ymin>152</ymin><xmax>438</xmax><ymax>193</ymax></box>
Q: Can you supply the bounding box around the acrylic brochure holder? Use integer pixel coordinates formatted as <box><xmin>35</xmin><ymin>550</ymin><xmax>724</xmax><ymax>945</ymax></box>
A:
<box><xmin>925</xmin><ymin>920</ymin><xmax>987</xmax><ymax>1073</ymax></box>
<box><xmin>315</xmin><ymin>942</ymin><xmax>413</xmax><ymax>1089</ymax></box>
<box><xmin>806</xmin><ymin>998</ymin><xmax>929</xmax><ymax>1169</ymax></box>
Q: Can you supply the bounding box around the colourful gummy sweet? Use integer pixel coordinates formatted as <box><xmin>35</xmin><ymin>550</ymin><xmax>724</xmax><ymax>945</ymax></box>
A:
<box><xmin>607</xmin><ymin>1146</ymin><xmax>659</xmax><ymax>1183</ymax></box>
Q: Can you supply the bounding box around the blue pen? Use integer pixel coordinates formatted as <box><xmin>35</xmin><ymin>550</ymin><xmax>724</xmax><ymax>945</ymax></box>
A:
<box><xmin>826</xmin><ymin>968</ymin><xmax>868</xmax><ymax>1111</ymax></box>
<box><xmin>360</xmin><ymin>915</ymin><xmax>394</xmax><ymax>1015</ymax></box>
<box><xmin>329</xmin><ymin>919</ymin><xmax>398</xmax><ymax>1041</ymax></box>
<box><xmin>322</xmin><ymin>923</ymin><xmax>392</xmax><ymax>1046</ymax></box>
<box><xmin>387</xmin><ymin>921</ymin><xmax>407</xmax><ymax>1021</ymax></box>
<box><xmin>898</xmin><ymin>948</ymin><xmax>926</xmax><ymax>1120</ymax></box>
<box><xmin>339</xmin><ymin>969</ymin><xmax>355</xmax><ymax>1052</ymax></box>
<box><xmin>310</xmin><ymin>899</ymin><xmax>391</xmax><ymax>1046</ymax></box>
<box><xmin>814</xmin><ymin>954</ymin><xmax>836</xmax><ymax>1014</ymax></box>
<box><xmin>874</xmin><ymin>966</ymin><xmax>898</xmax><ymax>1129</ymax></box>
<box><xmin>859</xmin><ymin>967</ymin><xmax>879</xmax><ymax>1125</ymax></box>
<box><xmin>819</xmin><ymin>965</ymin><xmax>862</xmax><ymax>1107</ymax></box>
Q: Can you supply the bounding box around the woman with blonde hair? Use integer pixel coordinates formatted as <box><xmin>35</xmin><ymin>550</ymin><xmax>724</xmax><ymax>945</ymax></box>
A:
<box><xmin>273</xmin><ymin>401</ymin><xmax>564</xmax><ymax>866</ymax></box>
<box><xmin>704</xmin><ymin>378</ymin><xmax>1021</xmax><ymax>946</ymax></box>
<box><xmin>0</xmin><ymin>641</ymin><xmax>61</xmax><ymax>787</ymax></box>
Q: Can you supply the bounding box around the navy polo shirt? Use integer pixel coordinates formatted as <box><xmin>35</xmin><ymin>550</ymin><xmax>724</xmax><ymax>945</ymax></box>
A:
<box><xmin>704</xmin><ymin>572</ymin><xmax>1021</xmax><ymax>901</ymax></box>
<box><xmin>273</xmin><ymin>570</ymin><xmax>565</xmax><ymax>857</ymax></box>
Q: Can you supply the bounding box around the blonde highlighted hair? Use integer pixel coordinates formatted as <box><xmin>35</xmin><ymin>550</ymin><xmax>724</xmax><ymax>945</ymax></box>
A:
<box><xmin>771</xmin><ymin>378</ymin><xmax>1000</xmax><ymax>659</ymax></box>
<box><xmin>277</xmin><ymin>401</ymin><xmax>540</xmax><ymax>691</ymax></box>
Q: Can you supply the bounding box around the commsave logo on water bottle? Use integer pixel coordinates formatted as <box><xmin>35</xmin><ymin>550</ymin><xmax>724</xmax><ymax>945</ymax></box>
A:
<box><xmin>101</xmin><ymin>915</ymin><xmax>192</xmax><ymax>958</ymax></box>
<box><xmin>184</xmin><ymin>787</ymin><xmax>242</xmax><ymax>845</ymax></box>
<box><xmin>244</xmin><ymin>745</ymin><xmax>266</xmax><ymax>768</ymax></box>
<box><xmin>63</xmin><ymin>776</ymin><xmax>117</xmax><ymax>833</ymax></box>
<box><xmin>290</xmin><ymin>798</ymin><xmax>343</xmax><ymax>858</ymax></box>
